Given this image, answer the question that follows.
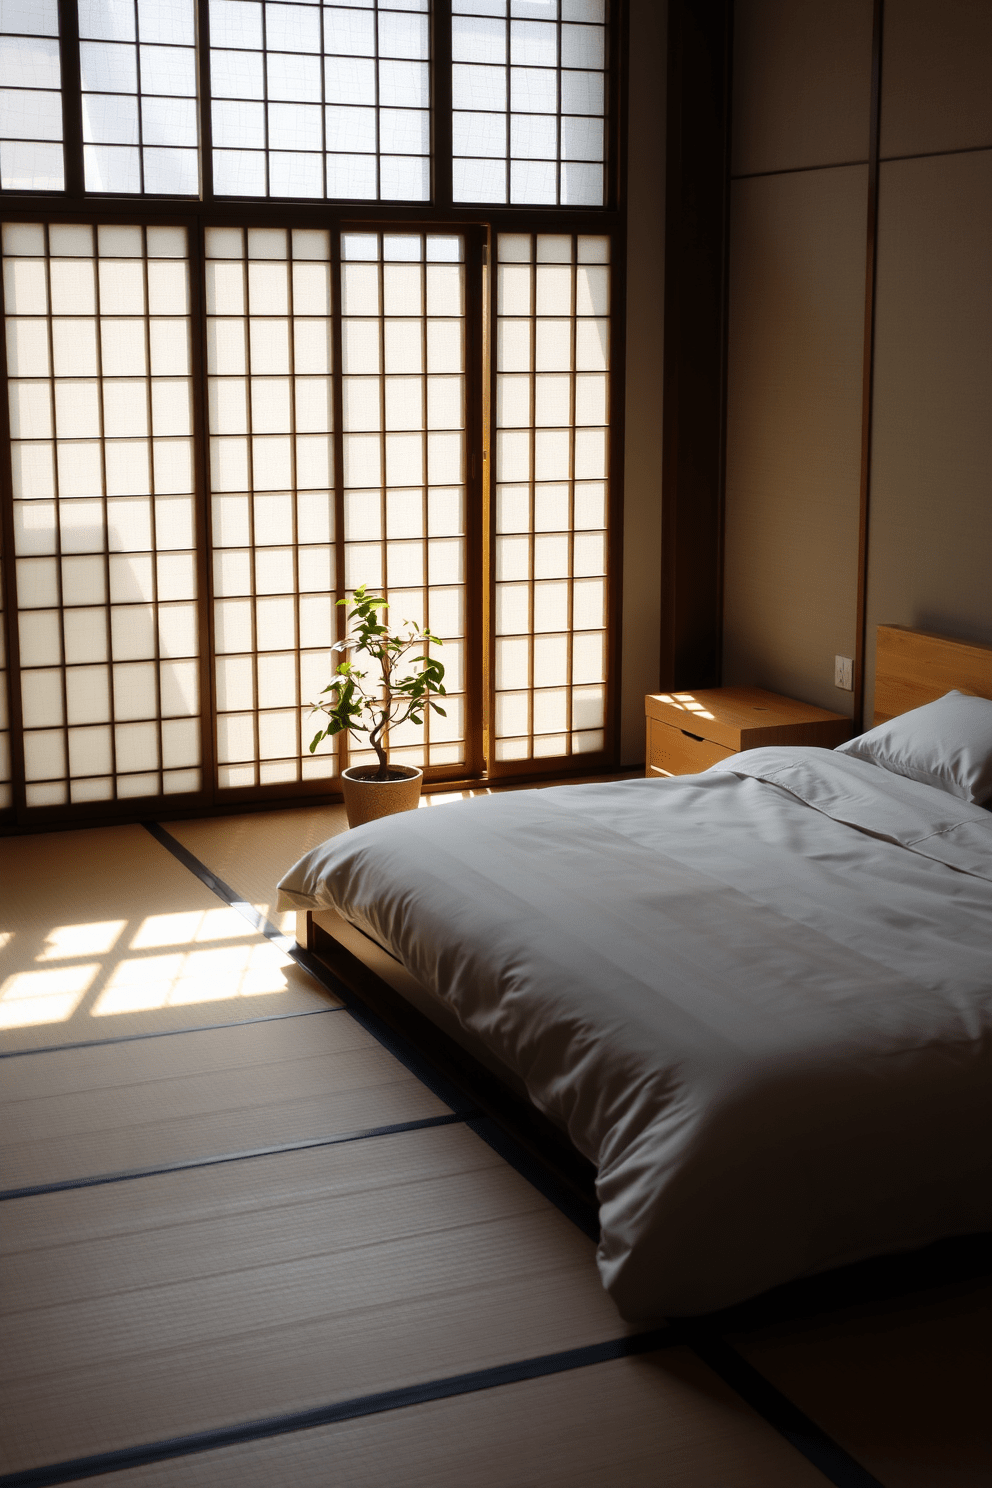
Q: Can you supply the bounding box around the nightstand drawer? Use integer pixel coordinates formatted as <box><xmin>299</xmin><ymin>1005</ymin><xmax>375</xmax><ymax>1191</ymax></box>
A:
<box><xmin>648</xmin><ymin>719</ymin><xmax>735</xmax><ymax>776</ymax></box>
<box><xmin>645</xmin><ymin>687</ymin><xmax>850</xmax><ymax>779</ymax></box>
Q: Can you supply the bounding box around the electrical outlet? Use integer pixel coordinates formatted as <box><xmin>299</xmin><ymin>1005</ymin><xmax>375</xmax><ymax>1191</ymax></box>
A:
<box><xmin>834</xmin><ymin>655</ymin><xmax>854</xmax><ymax>691</ymax></box>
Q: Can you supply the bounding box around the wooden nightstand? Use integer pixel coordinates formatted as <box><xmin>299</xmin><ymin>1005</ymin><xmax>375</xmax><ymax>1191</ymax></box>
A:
<box><xmin>645</xmin><ymin>687</ymin><xmax>851</xmax><ymax>777</ymax></box>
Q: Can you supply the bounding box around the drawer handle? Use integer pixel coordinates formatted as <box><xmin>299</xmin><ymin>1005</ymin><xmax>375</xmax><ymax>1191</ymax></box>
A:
<box><xmin>680</xmin><ymin>728</ymin><xmax>704</xmax><ymax>742</ymax></box>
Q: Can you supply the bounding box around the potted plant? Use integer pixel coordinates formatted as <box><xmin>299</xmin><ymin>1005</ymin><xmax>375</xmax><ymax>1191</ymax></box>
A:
<box><xmin>308</xmin><ymin>585</ymin><xmax>447</xmax><ymax>828</ymax></box>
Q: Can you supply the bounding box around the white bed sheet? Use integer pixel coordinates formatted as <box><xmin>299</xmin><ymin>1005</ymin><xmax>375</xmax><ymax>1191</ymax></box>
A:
<box><xmin>277</xmin><ymin>748</ymin><xmax>992</xmax><ymax>1319</ymax></box>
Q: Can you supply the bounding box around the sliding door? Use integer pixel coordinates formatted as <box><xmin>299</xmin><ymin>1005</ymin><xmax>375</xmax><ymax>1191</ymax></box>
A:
<box><xmin>491</xmin><ymin>230</ymin><xmax>610</xmax><ymax>772</ymax></box>
<box><xmin>1</xmin><ymin>212</ymin><xmax>614</xmax><ymax>822</ymax></box>
<box><xmin>340</xmin><ymin>229</ymin><xmax>476</xmax><ymax>777</ymax></box>
<box><xmin>205</xmin><ymin>224</ymin><xmax>338</xmax><ymax>794</ymax></box>
<box><xmin>1</xmin><ymin>221</ymin><xmax>203</xmax><ymax>811</ymax></box>
<box><xmin>0</xmin><ymin>0</ymin><xmax>622</xmax><ymax>828</ymax></box>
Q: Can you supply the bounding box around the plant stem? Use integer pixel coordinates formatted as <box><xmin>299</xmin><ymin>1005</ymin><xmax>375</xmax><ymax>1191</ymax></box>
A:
<box><xmin>369</xmin><ymin>652</ymin><xmax>392</xmax><ymax>780</ymax></box>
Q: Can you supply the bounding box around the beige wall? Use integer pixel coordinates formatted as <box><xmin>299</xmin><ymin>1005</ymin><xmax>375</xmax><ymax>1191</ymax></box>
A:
<box><xmin>723</xmin><ymin>166</ymin><xmax>866</xmax><ymax>713</ymax></box>
<box><xmin>864</xmin><ymin>150</ymin><xmax>992</xmax><ymax>708</ymax></box>
<box><xmin>619</xmin><ymin>0</ymin><xmax>667</xmax><ymax>762</ymax></box>
<box><xmin>730</xmin><ymin>0</ymin><xmax>873</xmax><ymax>175</ymax></box>
<box><xmin>879</xmin><ymin>0</ymin><xmax>992</xmax><ymax>158</ymax></box>
<box><xmin>722</xmin><ymin>0</ymin><xmax>991</xmax><ymax>722</ymax></box>
<box><xmin>864</xmin><ymin>0</ymin><xmax>992</xmax><ymax>712</ymax></box>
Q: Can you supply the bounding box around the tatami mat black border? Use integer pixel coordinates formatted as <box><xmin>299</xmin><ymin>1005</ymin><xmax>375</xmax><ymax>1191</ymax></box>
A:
<box><xmin>146</xmin><ymin>822</ymin><xmax>605</xmax><ymax>1241</ymax></box>
<box><xmin>0</xmin><ymin>1328</ymin><xmax>679</xmax><ymax>1488</ymax></box>
<box><xmin>0</xmin><ymin>1006</ymin><xmax>345</xmax><ymax>1060</ymax></box>
<box><xmin>0</xmin><ymin>1113</ymin><xmax>473</xmax><ymax>1202</ymax></box>
<box><xmin>678</xmin><ymin>1329</ymin><xmax>886</xmax><ymax>1488</ymax></box>
<box><xmin>143</xmin><ymin>822</ymin><xmax>477</xmax><ymax>1115</ymax></box>
<box><xmin>137</xmin><ymin>819</ymin><xmax>893</xmax><ymax>1488</ymax></box>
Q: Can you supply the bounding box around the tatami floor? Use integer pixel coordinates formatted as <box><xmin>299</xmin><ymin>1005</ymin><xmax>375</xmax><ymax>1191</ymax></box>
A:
<box><xmin>1</xmin><ymin>790</ymin><xmax>989</xmax><ymax>1487</ymax></box>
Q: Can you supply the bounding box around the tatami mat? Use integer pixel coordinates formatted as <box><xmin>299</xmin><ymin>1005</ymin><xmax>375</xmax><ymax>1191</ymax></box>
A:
<box><xmin>165</xmin><ymin>802</ymin><xmax>352</xmax><ymax>934</ymax></box>
<box><xmin>80</xmin><ymin>1351</ymin><xmax>829</xmax><ymax>1488</ymax></box>
<box><xmin>1</xmin><ymin>1124</ymin><xmax>631</xmax><ymax>1475</ymax></box>
<box><xmin>3</xmin><ymin>807</ymin><xmax>987</xmax><ymax>1488</ymax></box>
<box><xmin>0</xmin><ymin>825</ymin><xmax>338</xmax><ymax>1055</ymax></box>
<box><xmin>1</xmin><ymin>1122</ymin><xmax>528</xmax><ymax>1308</ymax></box>
<box><xmin>1</xmin><ymin>1010</ymin><xmax>446</xmax><ymax>1189</ymax></box>
<box><xmin>731</xmin><ymin>1280</ymin><xmax>992</xmax><ymax>1488</ymax></box>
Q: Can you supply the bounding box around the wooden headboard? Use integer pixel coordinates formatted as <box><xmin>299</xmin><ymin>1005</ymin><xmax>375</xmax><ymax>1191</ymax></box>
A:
<box><xmin>873</xmin><ymin>625</ymin><xmax>992</xmax><ymax>725</ymax></box>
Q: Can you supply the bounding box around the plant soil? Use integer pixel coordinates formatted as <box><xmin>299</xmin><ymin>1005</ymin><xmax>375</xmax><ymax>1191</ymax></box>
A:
<box><xmin>348</xmin><ymin>766</ymin><xmax>418</xmax><ymax>783</ymax></box>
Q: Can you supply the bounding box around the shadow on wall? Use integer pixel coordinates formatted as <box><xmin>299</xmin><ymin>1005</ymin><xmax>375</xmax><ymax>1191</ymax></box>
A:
<box><xmin>914</xmin><ymin>611</ymin><xmax>992</xmax><ymax>648</ymax></box>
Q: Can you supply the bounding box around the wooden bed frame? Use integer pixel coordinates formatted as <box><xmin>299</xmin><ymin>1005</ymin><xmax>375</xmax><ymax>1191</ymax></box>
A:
<box><xmin>296</xmin><ymin>624</ymin><xmax>992</xmax><ymax>1208</ymax></box>
<box><xmin>873</xmin><ymin>624</ymin><xmax>992</xmax><ymax>723</ymax></box>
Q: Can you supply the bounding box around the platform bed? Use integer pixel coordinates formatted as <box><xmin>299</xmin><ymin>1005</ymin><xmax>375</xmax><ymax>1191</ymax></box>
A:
<box><xmin>298</xmin><ymin>902</ymin><xmax>601</xmax><ymax>1218</ymax></box>
<box><xmin>286</xmin><ymin>625</ymin><xmax>992</xmax><ymax>1321</ymax></box>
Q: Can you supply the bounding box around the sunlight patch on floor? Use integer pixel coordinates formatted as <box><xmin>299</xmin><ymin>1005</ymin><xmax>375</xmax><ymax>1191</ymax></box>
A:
<box><xmin>0</xmin><ymin>963</ymin><xmax>101</xmax><ymax>1029</ymax></box>
<box><xmin>418</xmin><ymin>788</ymin><xmax>493</xmax><ymax>806</ymax></box>
<box><xmin>36</xmin><ymin>921</ymin><xmax>127</xmax><ymax>960</ymax></box>
<box><xmin>0</xmin><ymin>823</ymin><xmax>336</xmax><ymax>1047</ymax></box>
<box><xmin>92</xmin><ymin>940</ymin><xmax>295</xmax><ymax>1016</ymax></box>
<box><xmin>1</xmin><ymin>903</ymin><xmax>299</xmax><ymax>1028</ymax></box>
<box><xmin>131</xmin><ymin>908</ymin><xmax>256</xmax><ymax>948</ymax></box>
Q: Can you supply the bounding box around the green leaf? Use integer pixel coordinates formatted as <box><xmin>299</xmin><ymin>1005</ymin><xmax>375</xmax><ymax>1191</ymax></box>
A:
<box><xmin>307</xmin><ymin>587</ymin><xmax>454</xmax><ymax>768</ymax></box>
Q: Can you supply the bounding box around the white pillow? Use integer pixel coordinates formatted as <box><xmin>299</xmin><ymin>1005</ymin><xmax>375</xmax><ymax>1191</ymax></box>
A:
<box><xmin>835</xmin><ymin>690</ymin><xmax>992</xmax><ymax>805</ymax></box>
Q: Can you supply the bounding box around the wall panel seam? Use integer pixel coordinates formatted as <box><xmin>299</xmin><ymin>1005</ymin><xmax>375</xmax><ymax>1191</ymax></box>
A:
<box><xmin>731</xmin><ymin>159</ymin><xmax>868</xmax><ymax>181</ymax></box>
<box><xmin>878</xmin><ymin>143</ymin><xmax>992</xmax><ymax>165</ymax></box>
<box><xmin>731</xmin><ymin>145</ymin><xmax>991</xmax><ymax>188</ymax></box>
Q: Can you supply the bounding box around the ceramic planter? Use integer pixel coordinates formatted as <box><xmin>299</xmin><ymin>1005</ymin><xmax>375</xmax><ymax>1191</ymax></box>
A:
<box><xmin>341</xmin><ymin>764</ymin><xmax>423</xmax><ymax>828</ymax></box>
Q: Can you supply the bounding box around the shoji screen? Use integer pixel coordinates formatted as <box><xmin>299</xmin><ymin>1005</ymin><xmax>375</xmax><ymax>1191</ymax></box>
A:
<box><xmin>0</xmin><ymin>0</ymin><xmax>65</xmax><ymax>193</ymax></box>
<box><xmin>493</xmin><ymin>230</ymin><xmax>609</xmax><ymax>765</ymax></box>
<box><xmin>79</xmin><ymin>0</ymin><xmax>199</xmax><ymax>196</ymax></box>
<box><xmin>340</xmin><ymin>231</ymin><xmax>467</xmax><ymax>772</ymax></box>
<box><xmin>209</xmin><ymin>0</ymin><xmax>430</xmax><ymax>201</ymax></box>
<box><xmin>205</xmin><ymin>225</ymin><xmax>337</xmax><ymax>791</ymax></box>
<box><xmin>2</xmin><ymin>221</ymin><xmax>201</xmax><ymax>808</ymax></box>
<box><xmin>451</xmin><ymin>0</ymin><xmax>607</xmax><ymax>207</ymax></box>
<box><xmin>80</xmin><ymin>0</ymin><xmax>200</xmax><ymax>196</ymax></box>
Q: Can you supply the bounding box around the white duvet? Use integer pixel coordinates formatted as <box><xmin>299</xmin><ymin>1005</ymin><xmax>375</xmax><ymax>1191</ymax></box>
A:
<box><xmin>277</xmin><ymin>748</ymin><xmax>992</xmax><ymax>1319</ymax></box>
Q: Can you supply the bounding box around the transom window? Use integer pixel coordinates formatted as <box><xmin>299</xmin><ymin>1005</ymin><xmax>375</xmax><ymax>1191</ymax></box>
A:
<box><xmin>0</xmin><ymin>0</ymin><xmax>65</xmax><ymax>193</ymax></box>
<box><xmin>0</xmin><ymin>0</ymin><xmax>609</xmax><ymax>205</ymax></box>
<box><xmin>209</xmin><ymin>0</ymin><xmax>432</xmax><ymax>201</ymax></box>
<box><xmin>80</xmin><ymin>0</ymin><xmax>199</xmax><ymax>196</ymax></box>
<box><xmin>452</xmin><ymin>0</ymin><xmax>606</xmax><ymax>207</ymax></box>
